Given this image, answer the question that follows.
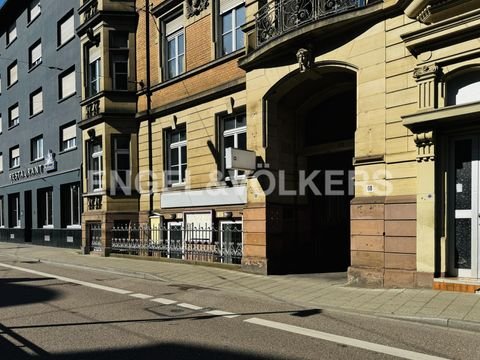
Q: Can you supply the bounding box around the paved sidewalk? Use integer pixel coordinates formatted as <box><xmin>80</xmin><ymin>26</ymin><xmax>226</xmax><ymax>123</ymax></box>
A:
<box><xmin>1</xmin><ymin>242</ymin><xmax>480</xmax><ymax>331</ymax></box>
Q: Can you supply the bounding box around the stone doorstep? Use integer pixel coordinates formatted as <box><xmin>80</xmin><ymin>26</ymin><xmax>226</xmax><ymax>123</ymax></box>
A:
<box><xmin>433</xmin><ymin>278</ymin><xmax>480</xmax><ymax>294</ymax></box>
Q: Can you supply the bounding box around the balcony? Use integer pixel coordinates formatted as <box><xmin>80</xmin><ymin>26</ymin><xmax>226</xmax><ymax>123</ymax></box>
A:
<box><xmin>241</xmin><ymin>0</ymin><xmax>389</xmax><ymax>69</ymax></box>
<box><xmin>256</xmin><ymin>0</ymin><xmax>382</xmax><ymax>47</ymax></box>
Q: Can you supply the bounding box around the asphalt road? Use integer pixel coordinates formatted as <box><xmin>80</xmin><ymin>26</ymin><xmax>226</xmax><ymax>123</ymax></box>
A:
<box><xmin>0</xmin><ymin>256</ymin><xmax>479</xmax><ymax>360</ymax></box>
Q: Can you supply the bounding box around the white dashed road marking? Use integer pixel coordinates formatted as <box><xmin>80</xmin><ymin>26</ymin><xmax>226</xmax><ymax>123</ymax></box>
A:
<box><xmin>177</xmin><ymin>303</ymin><xmax>203</xmax><ymax>310</ymax></box>
<box><xmin>244</xmin><ymin>318</ymin><xmax>450</xmax><ymax>360</ymax></box>
<box><xmin>0</xmin><ymin>263</ymin><xmax>132</xmax><ymax>295</ymax></box>
<box><xmin>130</xmin><ymin>293</ymin><xmax>154</xmax><ymax>299</ymax></box>
<box><xmin>204</xmin><ymin>310</ymin><xmax>239</xmax><ymax>319</ymax></box>
<box><xmin>151</xmin><ymin>297</ymin><xmax>177</xmax><ymax>305</ymax></box>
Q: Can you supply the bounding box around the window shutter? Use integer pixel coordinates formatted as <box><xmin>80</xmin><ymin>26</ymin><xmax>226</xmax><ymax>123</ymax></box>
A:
<box><xmin>12</xmin><ymin>148</ymin><xmax>20</xmax><ymax>159</ymax></box>
<box><xmin>32</xmin><ymin>43</ymin><xmax>42</xmax><ymax>63</ymax></box>
<box><xmin>32</xmin><ymin>91</ymin><xmax>43</xmax><ymax>114</ymax></box>
<box><xmin>63</xmin><ymin>124</ymin><xmax>76</xmax><ymax>141</ymax></box>
<box><xmin>62</xmin><ymin>70</ymin><xmax>76</xmax><ymax>98</ymax></box>
<box><xmin>60</xmin><ymin>15</ymin><xmax>75</xmax><ymax>44</ymax></box>
<box><xmin>10</xmin><ymin>106</ymin><xmax>19</xmax><ymax>120</ymax></box>
<box><xmin>220</xmin><ymin>0</ymin><xmax>244</xmax><ymax>14</ymax></box>
<box><xmin>166</xmin><ymin>15</ymin><xmax>184</xmax><ymax>36</ymax></box>
<box><xmin>30</xmin><ymin>0</ymin><xmax>41</xmax><ymax>20</ymax></box>
<box><xmin>10</xmin><ymin>64</ymin><xmax>18</xmax><ymax>83</ymax></box>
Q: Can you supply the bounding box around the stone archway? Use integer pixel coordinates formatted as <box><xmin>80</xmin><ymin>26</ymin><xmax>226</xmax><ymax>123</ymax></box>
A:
<box><xmin>263</xmin><ymin>65</ymin><xmax>357</xmax><ymax>274</ymax></box>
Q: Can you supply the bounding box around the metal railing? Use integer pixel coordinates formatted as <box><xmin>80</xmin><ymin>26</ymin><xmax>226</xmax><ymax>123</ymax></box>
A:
<box><xmin>88</xmin><ymin>223</ymin><xmax>102</xmax><ymax>252</ymax></box>
<box><xmin>111</xmin><ymin>224</ymin><xmax>243</xmax><ymax>265</ymax></box>
<box><xmin>255</xmin><ymin>0</ymin><xmax>380</xmax><ymax>47</ymax></box>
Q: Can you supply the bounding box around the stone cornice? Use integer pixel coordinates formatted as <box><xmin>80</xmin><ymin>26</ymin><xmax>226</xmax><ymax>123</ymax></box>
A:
<box><xmin>405</xmin><ymin>0</ymin><xmax>479</xmax><ymax>24</ymax></box>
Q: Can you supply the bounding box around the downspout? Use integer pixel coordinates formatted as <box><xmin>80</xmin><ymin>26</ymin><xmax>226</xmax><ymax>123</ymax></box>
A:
<box><xmin>145</xmin><ymin>0</ymin><xmax>154</xmax><ymax>216</ymax></box>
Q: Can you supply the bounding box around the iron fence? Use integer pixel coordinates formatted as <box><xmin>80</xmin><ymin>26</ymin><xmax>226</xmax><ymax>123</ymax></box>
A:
<box><xmin>88</xmin><ymin>223</ymin><xmax>102</xmax><ymax>252</ymax></box>
<box><xmin>111</xmin><ymin>223</ymin><xmax>243</xmax><ymax>265</ymax></box>
<box><xmin>255</xmin><ymin>0</ymin><xmax>380</xmax><ymax>46</ymax></box>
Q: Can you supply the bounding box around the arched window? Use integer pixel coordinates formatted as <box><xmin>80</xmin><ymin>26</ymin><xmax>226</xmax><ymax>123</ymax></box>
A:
<box><xmin>446</xmin><ymin>68</ymin><xmax>480</xmax><ymax>106</ymax></box>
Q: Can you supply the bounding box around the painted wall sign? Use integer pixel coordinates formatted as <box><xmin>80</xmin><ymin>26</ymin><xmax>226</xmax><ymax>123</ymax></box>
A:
<box><xmin>10</xmin><ymin>165</ymin><xmax>44</xmax><ymax>183</ymax></box>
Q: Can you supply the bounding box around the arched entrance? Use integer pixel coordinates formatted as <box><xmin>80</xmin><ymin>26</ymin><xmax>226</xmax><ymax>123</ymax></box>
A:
<box><xmin>263</xmin><ymin>65</ymin><xmax>357</xmax><ymax>274</ymax></box>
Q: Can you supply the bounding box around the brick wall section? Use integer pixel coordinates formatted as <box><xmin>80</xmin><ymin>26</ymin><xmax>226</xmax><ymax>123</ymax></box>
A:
<box><xmin>185</xmin><ymin>15</ymin><xmax>212</xmax><ymax>71</ymax></box>
<box><xmin>139</xmin><ymin>60</ymin><xmax>245</xmax><ymax>111</ymax></box>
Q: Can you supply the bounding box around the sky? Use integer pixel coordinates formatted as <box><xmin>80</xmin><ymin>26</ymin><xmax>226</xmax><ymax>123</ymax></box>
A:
<box><xmin>0</xmin><ymin>0</ymin><xmax>5</xmax><ymax>7</ymax></box>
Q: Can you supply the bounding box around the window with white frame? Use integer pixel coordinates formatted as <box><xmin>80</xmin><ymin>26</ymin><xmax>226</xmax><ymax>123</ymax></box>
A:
<box><xmin>28</xmin><ymin>0</ymin><xmax>41</xmax><ymax>23</ymax></box>
<box><xmin>0</xmin><ymin>153</ymin><xmax>3</xmax><ymax>173</ymax></box>
<box><xmin>220</xmin><ymin>112</ymin><xmax>246</xmax><ymax>178</ymax></box>
<box><xmin>164</xmin><ymin>14</ymin><xmax>184</xmax><ymax>79</ymax></box>
<box><xmin>0</xmin><ymin>196</ymin><xmax>4</xmax><ymax>227</ymax></box>
<box><xmin>7</xmin><ymin>23</ymin><xmax>17</xmax><ymax>45</ymax></box>
<box><xmin>88</xmin><ymin>44</ymin><xmax>101</xmax><ymax>96</ymax></box>
<box><xmin>30</xmin><ymin>88</ymin><xmax>43</xmax><ymax>116</ymax></box>
<box><xmin>61</xmin><ymin>183</ymin><xmax>80</xmax><ymax>227</ymax></box>
<box><xmin>31</xmin><ymin>135</ymin><xmax>44</xmax><ymax>161</ymax></box>
<box><xmin>9</xmin><ymin>104</ymin><xmax>19</xmax><ymax>128</ymax></box>
<box><xmin>61</xmin><ymin>123</ymin><xmax>76</xmax><ymax>151</ymax></box>
<box><xmin>58</xmin><ymin>11</ymin><xmax>75</xmax><ymax>46</ymax></box>
<box><xmin>9</xmin><ymin>193</ymin><xmax>21</xmax><ymax>228</ymax></box>
<box><xmin>10</xmin><ymin>146</ymin><xmax>20</xmax><ymax>169</ymax></box>
<box><xmin>112</xmin><ymin>136</ymin><xmax>130</xmax><ymax>193</ymax></box>
<box><xmin>166</xmin><ymin>127</ymin><xmax>187</xmax><ymax>186</ymax></box>
<box><xmin>59</xmin><ymin>67</ymin><xmax>76</xmax><ymax>99</ymax></box>
<box><xmin>110</xmin><ymin>32</ymin><xmax>129</xmax><ymax>90</ymax></box>
<box><xmin>219</xmin><ymin>0</ymin><xmax>245</xmax><ymax>56</ymax></box>
<box><xmin>29</xmin><ymin>40</ymin><xmax>42</xmax><ymax>69</ymax></box>
<box><xmin>8</xmin><ymin>61</ymin><xmax>18</xmax><ymax>86</ymax></box>
<box><xmin>88</xmin><ymin>137</ymin><xmax>103</xmax><ymax>192</ymax></box>
<box><xmin>38</xmin><ymin>187</ymin><xmax>53</xmax><ymax>228</ymax></box>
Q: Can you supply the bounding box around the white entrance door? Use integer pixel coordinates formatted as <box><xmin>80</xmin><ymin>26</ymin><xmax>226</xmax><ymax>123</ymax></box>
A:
<box><xmin>450</xmin><ymin>137</ymin><xmax>480</xmax><ymax>278</ymax></box>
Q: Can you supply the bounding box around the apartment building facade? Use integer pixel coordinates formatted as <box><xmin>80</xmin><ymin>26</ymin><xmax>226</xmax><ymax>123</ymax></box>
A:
<box><xmin>234</xmin><ymin>0</ymin><xmax>480</xmax><ymax>288</ymax></box>
<box><xmin>0</xmin><ymin>0</ymin><xmax>82</xmax><ymax>248</ymax></box>
<box><xmin>77</xmin><ymin>0</ymin><xmax>139</xmax><ymax>254</ymax></box>
<box><xmin>135</xmin><ymin>0</ymin><xmax>250</xmax><ymax>265</ymax></box>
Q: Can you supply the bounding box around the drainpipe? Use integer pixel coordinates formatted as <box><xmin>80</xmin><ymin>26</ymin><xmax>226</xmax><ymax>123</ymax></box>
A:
<box><xmin>145</xmin><ymin>0</ymin><xmax>154</xmax><ymax>217</ymax></box>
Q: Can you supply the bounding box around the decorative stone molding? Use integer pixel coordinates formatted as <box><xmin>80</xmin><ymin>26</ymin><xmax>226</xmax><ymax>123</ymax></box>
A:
<box><xmin>413</xmin><ymin>64</ymin><xmax>442</xmax><ymax>110</ymax></box>
<box><xmin>405</xmin><ymin>0</ymin><xmax>475</xmax><ymax>24</ymax></box>
<box><xmin>296</xmin><ymin>48</ymin><xmax>313</xmax><ymax>73</ymax></box>
<box><xmin>414</xmin><ymin>131</ymin><xmax>435</xmax><ymax>162</ymax></box>
<box><xmin>187</xmin><ymin>0</ymin><xmax>209</xmax><ymax>18</ymax></box>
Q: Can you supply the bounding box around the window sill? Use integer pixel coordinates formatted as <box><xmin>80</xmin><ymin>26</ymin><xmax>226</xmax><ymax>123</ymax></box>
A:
<box><xmin>59</xmin><ymin>146</ymin><xmax>77</xmax><ymax>155</ymax></box>
<box><xmin>30</xmin><ymin>157</ymin><xmax>44</xmax><ymax>164</ymax></box>
<box><xmin>57</xmin><ymin>36</ymin><xmax>75</xmax><ymax>51</ymax></box>
<box><xmin>67</xmin><ymin>225</ymin><xmax>81</xmax><ymax>229</ymax></box>
<box><xmin>29</xmin><ymin>110</ymin><xmax>43</xmax><ymax>120</ymax></box>
<box><xmin>8</xmin><ymin>123</ymin><xmax>19</xmax><ymax>131</ymax></box>
<box><xmin>27</xmin><ymin>14</ymin><xmax>41</xmax><ymax>28</ymax></box>
<box><xmin>58</xmin><ymin>92</ymin><xmax>77</xmax><ymax>104</ymax></box>
<box><xmin>5</xmin><ymin>38</ymin><xmax>17</xmax><ymax>49</ymax></box>
<box><xmin>28</xmin><ymin>61</ymin><xmax>42</xmax><ymax>73</ymax></box>
<box><xmin>43</xmin><ymin>225</ymin><xmax>54</xmax><ymax>229</ymax></box>
<box><xmin>9</xmin><ymin>166</ymin><xmax>20</xmax><ymax>171</ymax></box>
<box><xmin>7</xmin><ymin>81</ymin><xmax>18</xmax><ymax>90</ymax></box>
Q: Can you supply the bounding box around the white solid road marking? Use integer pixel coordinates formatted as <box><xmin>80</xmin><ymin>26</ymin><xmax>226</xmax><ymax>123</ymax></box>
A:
<box><xmin>205</xmin><ymin>310</ymin><xmax>239</xmax><ymax>319</ymax></box>
<box><xmin>130</xmin><ymin>293</ymin><xmax>154</xmax><ymax>299</ymax></box>
<box><xmin>177</xmin><ymin>303</ymin><xmax>203</xmax><ymax>310</ymax></box>
<box><xmin>244</xmin><ymin>318</ymin><xmax>450</xmax><ymax>360</ymax></box>
<box><xmin>0</xmin><ymin>263</ymin><xmax>132</xmax><ymax>295</ymax></box>
<box><xmin>151</xmin><ymin>297</ymin><xmax>177</xmax><ymax>305</ymax></box>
